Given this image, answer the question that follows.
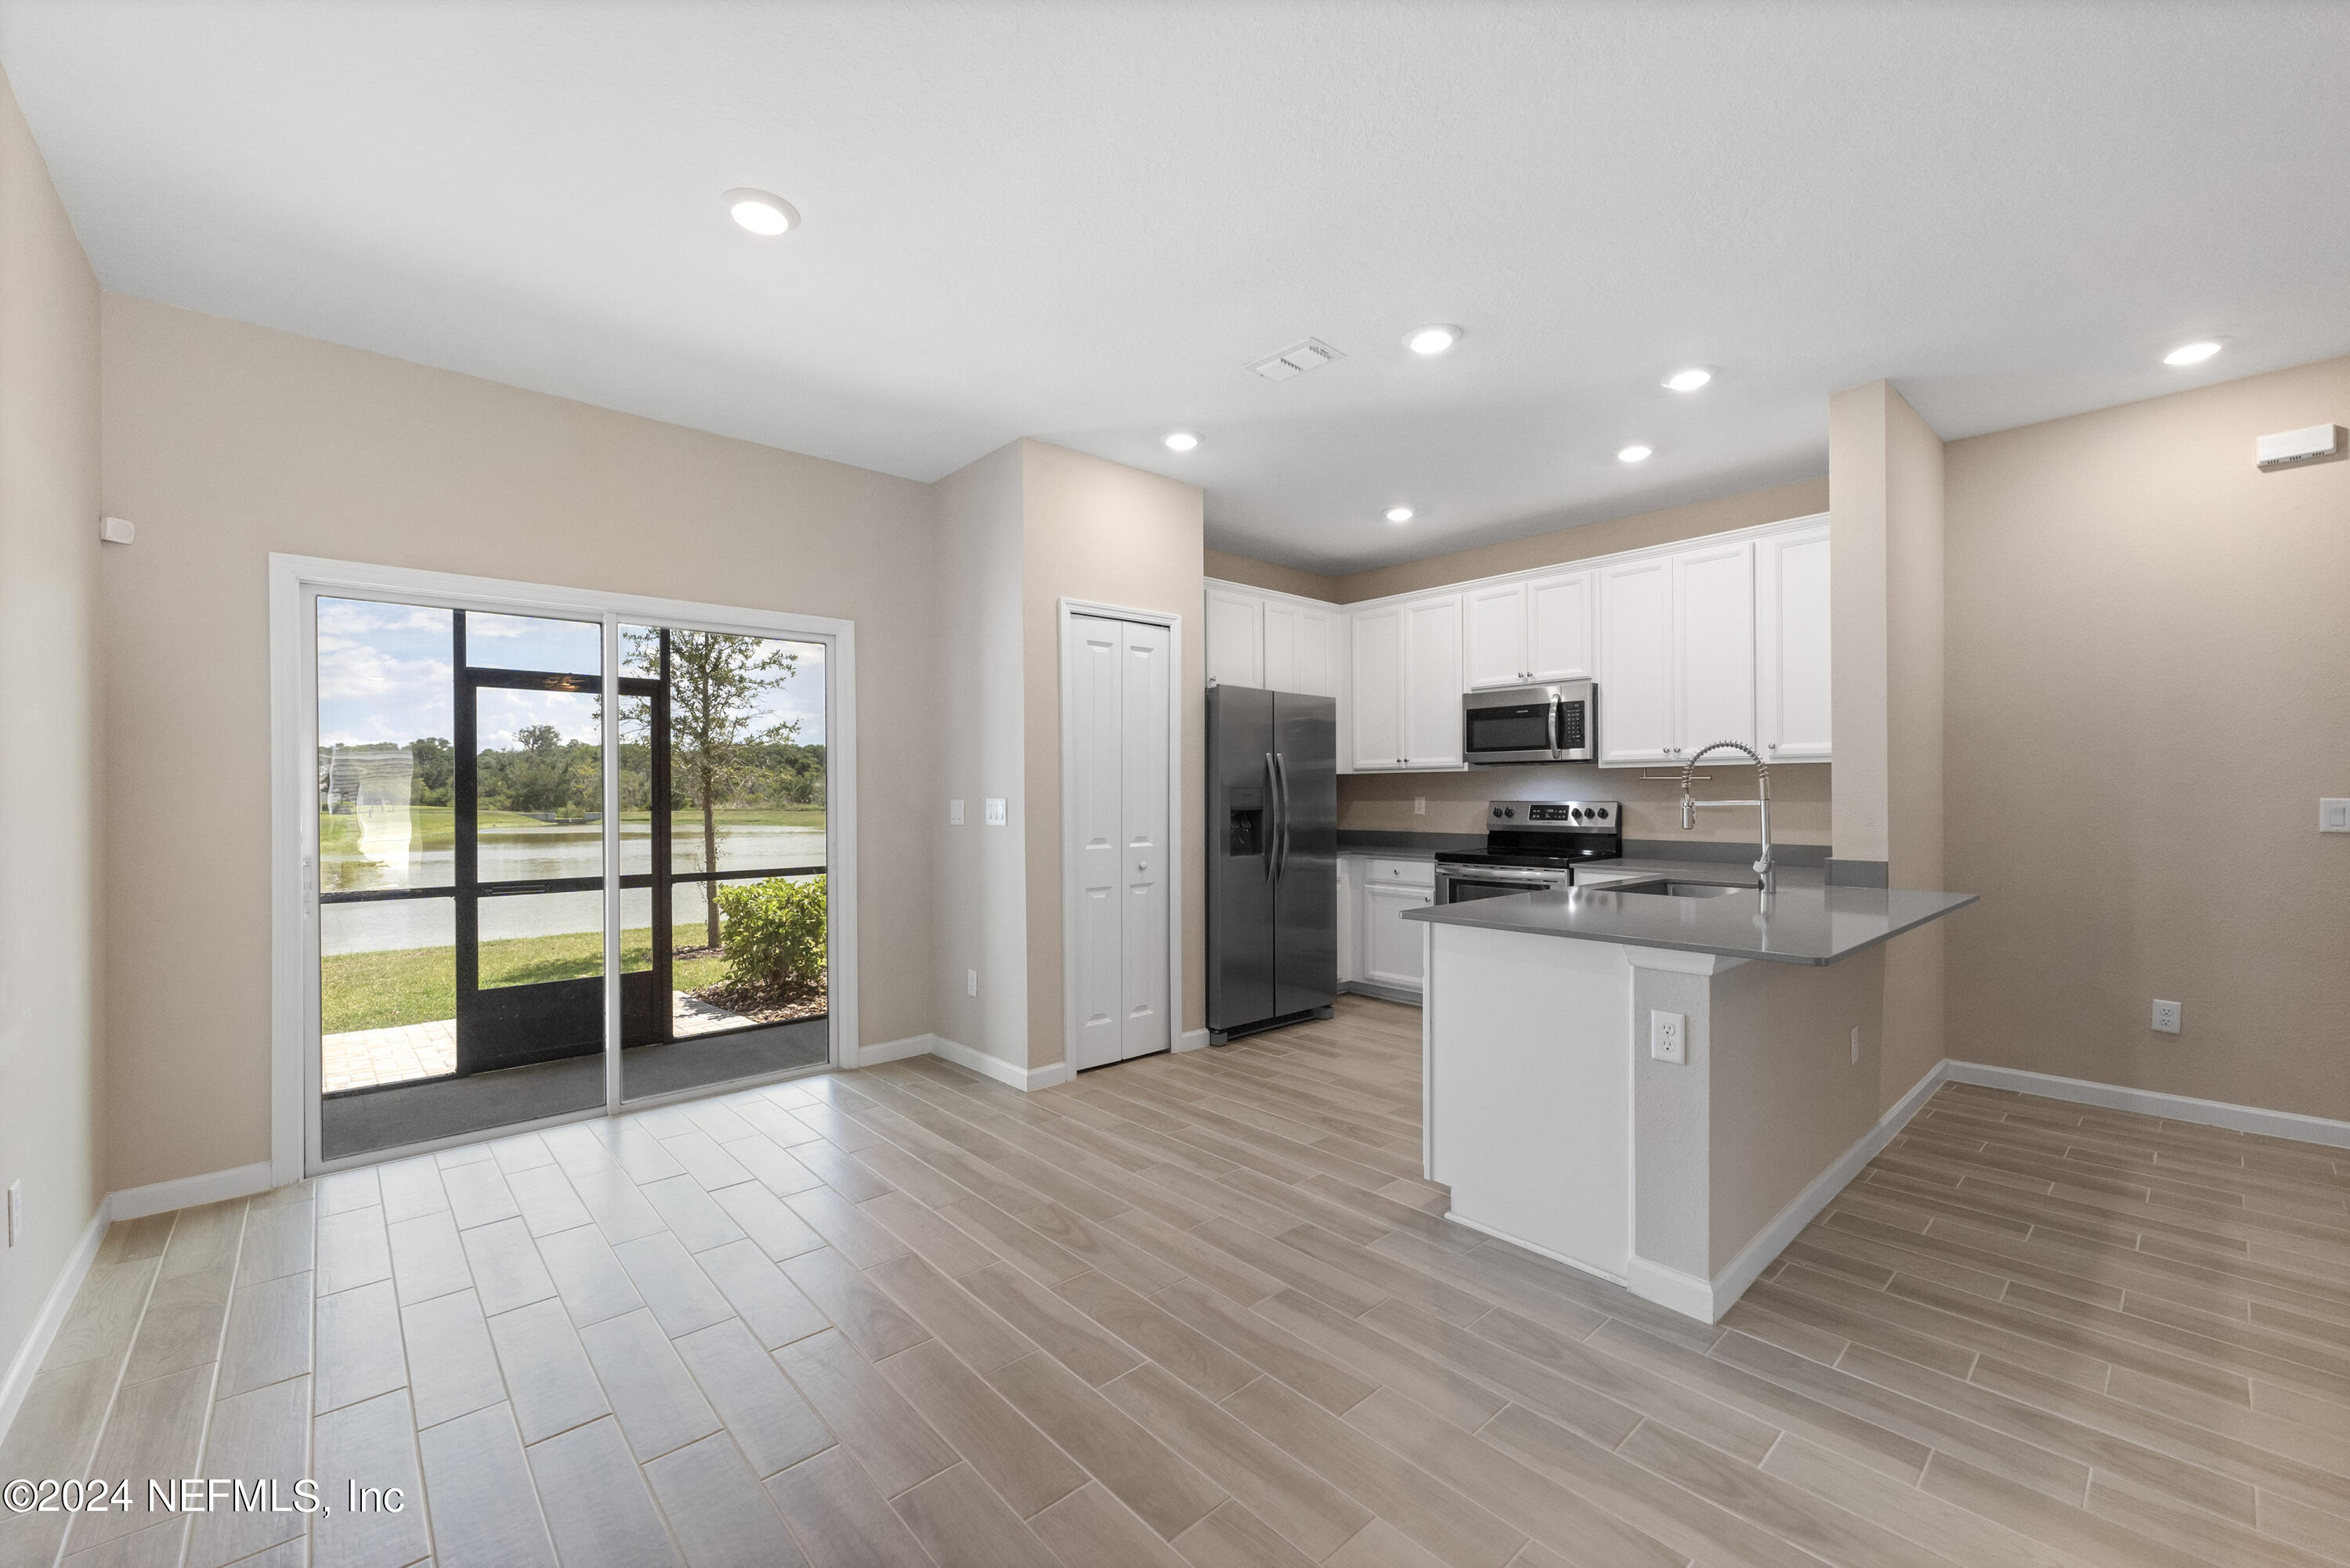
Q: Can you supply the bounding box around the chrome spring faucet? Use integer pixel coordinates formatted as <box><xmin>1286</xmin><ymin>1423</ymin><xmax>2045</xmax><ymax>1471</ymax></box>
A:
<box><xmin>1679</xmin><ymin>741</ymin><xmax>1774</xmax><ymax>893</ymax></box>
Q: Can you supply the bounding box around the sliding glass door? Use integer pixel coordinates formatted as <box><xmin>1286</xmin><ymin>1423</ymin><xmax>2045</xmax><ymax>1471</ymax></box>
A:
<box><xmin>305</xmin><ymin>583</ymin><xmax>837</xmax><ymax>1169</ymax></box>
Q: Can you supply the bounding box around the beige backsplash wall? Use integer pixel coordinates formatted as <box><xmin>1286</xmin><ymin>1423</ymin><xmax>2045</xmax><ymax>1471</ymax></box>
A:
<box><xmin>1339</xmin><ymin>763</ymin><xmax>1831</xmax><ymax>847</ymax></box>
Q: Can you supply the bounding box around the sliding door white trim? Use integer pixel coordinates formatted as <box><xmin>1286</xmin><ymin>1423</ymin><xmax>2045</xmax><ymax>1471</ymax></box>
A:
<box><xmin>269</xmin><ymin>555</ymin><xmax>858</xmax><ymax>1178</ymax></box>
<box><xmin>1058</xmin><ymin>597</ymin><xmax>1185</xmax><ymax>1081</ymax></box>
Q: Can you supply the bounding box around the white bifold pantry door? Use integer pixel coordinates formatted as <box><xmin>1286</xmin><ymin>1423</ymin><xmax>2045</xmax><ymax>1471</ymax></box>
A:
<box><xmin>1068</xmin><ymin>614</ymin><xmax>1173</xmax><ymax>1070</ymax></box>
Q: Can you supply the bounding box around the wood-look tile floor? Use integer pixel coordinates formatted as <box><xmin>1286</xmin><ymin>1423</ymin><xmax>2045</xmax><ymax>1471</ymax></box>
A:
<box><xmin>7</xmin><ymin>995</ymin><xmax>2350</xmax><ymax>1568</ymax></box>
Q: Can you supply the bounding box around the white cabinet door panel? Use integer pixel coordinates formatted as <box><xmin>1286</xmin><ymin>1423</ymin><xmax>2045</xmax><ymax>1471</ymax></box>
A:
<box><xmin>1349</xmin><ymin>606</ymin><xmax>1404</xmax><ymax>770</ymax></box>
<box><xmin>1363</xmin><ymin>883</ymin><xmax>1430</xmax><ymax>989</ymax></box>
<box><xmin>1675</xmin><ymin>540</ymin><xmax>1756</xmax><ymax>757</ymax></box>
<box><xmin>1464</xmin><ymin>583</ymin><xmax>1530</xmax><ymax>689</ymax></box>
<box><xmin>1205</xmin><ymin>588</ymin><xmax>1262</xmax><ymax>688</ymax></box>
<box><xmin>1401</xmin><ymin>594</ymin><xmax>1466</xmax><ymax>768</ymax></box>
<box><xmin>1597</xmin><ymin>557</ymin><xmax>1675</xmax><ymax>765</ymax></box>
<box><xmin>1757</xmin><ymin>526</ymin><xmax>1831</xmax><ymax>762</ymax></box>
<box><xmin>1295</xmin><ymin>606</ymin><xmax>1336</xmax><ymax>698</ymax></box>
<box><xmin>1261</xmin><ymin>598</ymin><xmax>1302</xmax><ymax>692</ymax></box>
<box><xmin>1526</xmin><ymin>571</ymin><xmax>1593</xmax><ymax>682</ymax></box>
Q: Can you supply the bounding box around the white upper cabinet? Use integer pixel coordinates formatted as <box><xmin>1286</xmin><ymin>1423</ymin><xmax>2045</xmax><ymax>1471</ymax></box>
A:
<box><xmin>1465</xmin><ymin>571</ymin><xmax>1590</xmax><ymax>689</ymax></box>
<box><xmin>1348</xmin><ymin>605</ymin><xmax>1405</xmax><ymax>770</ymax></box>
<box><xmin>1757</xmin><ymin>523</ymin><xmax>1832</xmax><ymax>762</ymax></box>
<box><xmin>1525</xmin><ymin>571</ymin><xmax>1593</xmax><ymax>683</ymax></box>
<box><xmin>1596</xmin><ymin>556</ymin><xmax>1676</xmax><ymax>764</ymax></box>
<box><xmin>1263</xmin><ymin>598</ymin><xmax>1338</xmax><ymax>697</ymax></box>
<box><xmin>1205</xmin><ymin>587</ymin><xmax>1263</xmax><ymax>688</ymax></box>
<box><xmin>1464</xmin><ymin>583</ymin><xmax>1531</xmax><ymax>688</ymax></box>
<box><xmin>1673</xmin><ymin>538</ymin><xmax>1757</xmax><ymax>760</ymax></box>
<box><xmin>1205</xmin><ymin>581</ymin><xmax>1340</xmax><ymax>699</ymax></box>
<box><xmin>1401</xmin><ymin>594</ymin><xmax>1466</xmax><ymax>768</ymax></box>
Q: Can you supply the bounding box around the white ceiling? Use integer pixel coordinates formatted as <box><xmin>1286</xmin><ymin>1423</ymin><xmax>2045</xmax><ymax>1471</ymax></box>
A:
<box><xmin>7</xmin><ymin>2</ymin><xmax>2349</xmax><ymax>572</ymax></box>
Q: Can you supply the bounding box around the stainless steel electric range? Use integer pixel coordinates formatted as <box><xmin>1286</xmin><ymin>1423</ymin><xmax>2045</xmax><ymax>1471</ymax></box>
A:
<box><xmin>1431</xmin><ymin>799</ymin><xmax>1623</xmax><ymax>905</ymax></box>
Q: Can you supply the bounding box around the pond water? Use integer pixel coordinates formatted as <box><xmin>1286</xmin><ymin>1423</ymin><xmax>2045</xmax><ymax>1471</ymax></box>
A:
<box><xmin>322</xmin><ymin>820</ymin><xmax>826</xmax><ymax>954</ymax></box>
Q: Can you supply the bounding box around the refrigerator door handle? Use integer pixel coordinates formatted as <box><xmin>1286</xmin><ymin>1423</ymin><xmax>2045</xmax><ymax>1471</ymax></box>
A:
<box><xmin>1262</xmin><ymin>752</ymin><xmax>1281</xmax><ymax>883</ymax></box>
<box><xmin>1272</xmin><ymin>750</ymin><xmax>1292</xmax><ymax>884</ymax></box>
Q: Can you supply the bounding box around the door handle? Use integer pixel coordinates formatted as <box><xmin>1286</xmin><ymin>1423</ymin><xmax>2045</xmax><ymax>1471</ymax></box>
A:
<box><xmin>1271</xmin><ymin>750</ymin><xmax>1292</xmax><ymax>884</ymax></box>
<box><xmin>1263</xmin><ymin>753</ymin><xmax>1281</xmax><ymax>884</ymax></box>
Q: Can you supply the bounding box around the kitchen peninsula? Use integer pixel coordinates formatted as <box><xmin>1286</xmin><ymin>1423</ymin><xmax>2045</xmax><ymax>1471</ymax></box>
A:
<box><xmin>1405</xmin><ymin>870</ymin><xmax>1974</xmax><ymax>1321</ymax></box>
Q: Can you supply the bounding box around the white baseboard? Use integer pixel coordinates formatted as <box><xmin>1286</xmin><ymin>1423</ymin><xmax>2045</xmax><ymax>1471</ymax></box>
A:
<box><xmin>852</xmin><ymin>1033</ymin><xmax>936</xmax><ymax>1069</ymax></box>
<box><xmin>0</xmin><ymin>1201</ymin><xmax>110</xmax><ymax>1448</ymax></box>
<box><xmin>1441</xmin><ymin>1209</ymin><xmax>1628</xmax><ymax>1288</ymax></box>
<box><xmin>1625</xmin><ymin>1256</ymin><xmax>1716</xmax><ymax>1321</ymax></box>
<box><xmin>109</xmin><ymin>1162</ymin><xmax>275</xmax><ymax>1222</ymax></box>
<box><xmin>1943</xmin><ymin>1061</ymin><xmax>2350</xmax><ymax>1150</ymax></box>
<box><xmin>927</xmin><ymin>1034</ymin><xmax>1072</xmax><ymax>1092</ymax></box>
<box><xmin>1687</xmin><ymin>1058</ymin><xmax>1956</xmax><ymax>1322</ymax></box>
<box><xmin>1176</xmin><ymin>1028</ymin><xmax>1211</xmax><ymax>1054</ymax></box>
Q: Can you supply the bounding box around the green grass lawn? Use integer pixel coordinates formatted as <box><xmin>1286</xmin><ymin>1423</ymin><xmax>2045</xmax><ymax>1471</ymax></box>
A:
<box><xmin>322</xmin><ymin>923</ymin><xmax>733</xmax><ymax>1034</ymax></box>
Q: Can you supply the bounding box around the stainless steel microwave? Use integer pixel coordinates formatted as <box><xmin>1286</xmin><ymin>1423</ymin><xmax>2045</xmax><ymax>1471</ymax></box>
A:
<box><xmin>1462</xmin><ymin>680</ymin><xmax>1596</xmax><ymax>764</ymax></box>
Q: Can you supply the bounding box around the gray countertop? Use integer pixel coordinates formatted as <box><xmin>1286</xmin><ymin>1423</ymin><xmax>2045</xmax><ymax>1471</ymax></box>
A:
<box><xmin>1402</xmin><ymin>862</ymin><xmax>1976</xmax><ymax>965</ymax></box>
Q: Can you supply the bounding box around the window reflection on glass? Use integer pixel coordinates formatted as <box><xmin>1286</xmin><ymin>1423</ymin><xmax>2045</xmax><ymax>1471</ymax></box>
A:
<box><xmin>463</xmin><ymin>611</ymin><xmax>601</xmax><ymax>676</ymax></box>
<box><xmin>316</xmin><ymin>598</ymin><xmax>455</xmax><ymax>893</ymax></box>
<box><xmin>320</xmin><ymin>898</ymin><xmax>455</xmax><ymax>1092</ymax></box>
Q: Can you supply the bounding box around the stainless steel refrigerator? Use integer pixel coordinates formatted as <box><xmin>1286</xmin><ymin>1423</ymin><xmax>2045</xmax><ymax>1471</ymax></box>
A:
<box><xmin>1207</xmin><ymin>685</ymin><xmax>1337</xmax><ymax>1042</ymax></box>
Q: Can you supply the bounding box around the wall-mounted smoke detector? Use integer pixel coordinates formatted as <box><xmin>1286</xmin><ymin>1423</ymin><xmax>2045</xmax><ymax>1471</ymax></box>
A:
<box><xmin>2255</xmin><ymin>424</ymin><xmax>2345</xmax><ymax>471</ymax></box>
<box><xmin>1248</xmin><ymin>339</ymin><xmax>1346</xmax><ymax>381</ymax></box>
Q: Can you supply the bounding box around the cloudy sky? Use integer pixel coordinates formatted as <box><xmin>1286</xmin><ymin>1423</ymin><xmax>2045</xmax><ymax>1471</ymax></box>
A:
<box><xmin>317</xmin><ymin>597</ymin><xmax>826</xmax><ymax>752</ymax></box>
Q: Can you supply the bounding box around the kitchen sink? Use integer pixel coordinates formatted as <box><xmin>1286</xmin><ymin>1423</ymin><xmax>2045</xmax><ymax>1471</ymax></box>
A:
<box><xmin>1614</xmin><ymin>880</ymin><xmax>1752</xmax><ymax>899</ymax></box>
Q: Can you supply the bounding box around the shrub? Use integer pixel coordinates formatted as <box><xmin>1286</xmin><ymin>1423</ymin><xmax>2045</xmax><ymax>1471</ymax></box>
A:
<box><xmin>714</xmin><ymin>876</ymin><xmax>826</xmax><ymax>1000</ymax></box>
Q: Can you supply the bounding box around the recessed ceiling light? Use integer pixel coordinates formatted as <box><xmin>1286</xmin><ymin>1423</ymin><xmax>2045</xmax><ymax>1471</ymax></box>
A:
<box><xmin>1617</xmin><ymin>444</ymin><xmax>1654</xmax><ymax>464</ymax></box>
<box><xmin>1404</xmin><ymin>325</ymin><xmax>1462</xmax><ymax>356</ymax></box>
<box><xmin>2163</xmin><ymin>339</ymin><xmax>2224</xmax><ymax>367</ymax></box>
<box><xmin>1385</xmin><ymin>506</ymin><xmax>1415</xmax><ymax>524</ymax></box>
<box><xmin>1163</xmin><ymin>431</ymin><xmax>1202</xmax><ymax>453</ymax></box>
<box><xmin>1662</xmin><ymin>367</ymin><xmax>1714</xmax><ymax>392</ymax></box>
<box><xmin>722</xmin><ymin>187</ymin><xmax>799</xmax><ymax>236</ymax></box>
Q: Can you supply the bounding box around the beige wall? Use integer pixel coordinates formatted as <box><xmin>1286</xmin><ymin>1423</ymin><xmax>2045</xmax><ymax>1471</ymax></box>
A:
<box><xmin>1945</xmin><ymin>352</ymin><xmax>2350</xmax><ymax>1121</ymax></box>
<box><xmin>98</xmin><ymin>295</ymin><xmax>942</xmax><ymax>1188</ymax></box>
<box><xmin>1334</xmin><ymin>476</ymin><xmax>1828</xmax><ymax>604</ymax></box>
<box><xmin>0</xmin><ymin>64</ymin><xmax>105</xmax><ymax>1397</ymax></box>
<box><xmin>1880</xmin><ymin>388</ymin><xmax>1947</xmax><ymax>1111</ymax></box>
<box><xmin>1021</xmin><ymin>442</ymin><xmax>1206</xmax><ymax>1068</ymax></box>
<box><xmin>1202</xmin><ymin>548</ymin><xmax>1340</xmax><ymax>602</ymax></box>
<box><xmin>931</xmin><ymin>445</ymin><xmax>1030</xmax><ymax>1068</ymax></box>
<box><xmin>1339</xmin><ymin>762</ymin><xmax>1830</xmax><ymax>847</ymax></box>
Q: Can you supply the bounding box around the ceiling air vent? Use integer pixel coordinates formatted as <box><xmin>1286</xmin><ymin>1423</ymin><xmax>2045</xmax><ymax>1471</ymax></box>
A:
<box><xmin>1248</xmin><ymin>338</ymin><xmax>1346</xmax><ymax>381</ymax></box>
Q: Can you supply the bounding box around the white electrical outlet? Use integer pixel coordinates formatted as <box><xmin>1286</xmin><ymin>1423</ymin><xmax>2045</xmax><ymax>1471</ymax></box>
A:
<box><xmin>6</xmin><ymin>1180</ymin><xmax>20</xmax><ymax>1248</ymax></box>
<box><xmin>1850</xmin><ymin>1026</ymin><xmax>1861</xmax><ymax>1066</ymax></box>
<box><xmin>2323</xmin><ymin>799</ymin><xmax>2350</xmax><ymax>833</ymax></box>
<box><xmin>1649</xmin><ymin>1010</ymin><xmax>1687</xmax><ymax>1064</ymax></box>
<box><xmin>967</xmin><ymin>969</ymin><xmax>978</xmax><ymax>997</ymax></box>
<box><xmin>985</xmin><ymin>798</ymin><xmax>1007</xmax><ymax>827</ymax></box>
<box><xmin>1413</xmin><ymin>797</ymin><xmax>1426</xmax><ymax>816</ymax></box>
<box><xmin>2152</xmin><ymin>999</ymin><xmax>2182</xmax><ymax>1035</ymax></box>
<box><xmin>949</xmin><ymin>799</ymin><xmax>964</xmax><ymax>826</ymax></box>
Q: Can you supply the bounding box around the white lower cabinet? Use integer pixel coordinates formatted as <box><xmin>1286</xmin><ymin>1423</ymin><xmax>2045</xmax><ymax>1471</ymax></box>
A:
<box><xmin>1361</xmin><ymin>883</ymin><xmax>1432</xmax><ymax>991</ymax></box>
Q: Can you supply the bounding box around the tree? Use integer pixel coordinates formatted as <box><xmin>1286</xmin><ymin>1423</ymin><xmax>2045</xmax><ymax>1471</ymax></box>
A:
<box><xmin>627</xmin><ymin>629</ymin><xmax>801</xmax><ymax>948</ymax></box>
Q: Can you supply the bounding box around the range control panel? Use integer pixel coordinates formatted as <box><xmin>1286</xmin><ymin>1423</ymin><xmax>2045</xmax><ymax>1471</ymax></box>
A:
<box><xmin>1489</xmin><ymin>799</ymin><xmax>1620</xmax><ymax>829</ymax></box>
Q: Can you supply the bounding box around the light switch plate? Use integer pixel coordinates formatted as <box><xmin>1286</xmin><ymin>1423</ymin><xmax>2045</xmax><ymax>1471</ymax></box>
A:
<box><xmin>2152</xmin><ymin>999</ymin><xmax>2182</xmax><ymax>1035</ymax></box>
<box><xmin>2322</xmin><ymin>799</ymin><xmax>2350</xmax><ymax>833</ymax></box>
<box><xmin>5</xmin><ymin>1180</ymin><xmax>20</xmax><ymax>1248</ymax></box>
<box><xmin>985</xmin><ymin>798</ymin><xmax>1007</xmax><ymax>826</ymax></box>
<box><xmin>949</xmin><ymin>799</ymin><xmax>964</xmax><ymax>826</ymax></box>
<box><xmin>966</xmin><ymin>969</ymin><xmax>978</xmax><ymax>997</ymax></box>
<box><xmin>1649</xmin><ymin>1010</ymin><xmax>1687</xmax><ymax>1064</ymax></box>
